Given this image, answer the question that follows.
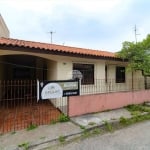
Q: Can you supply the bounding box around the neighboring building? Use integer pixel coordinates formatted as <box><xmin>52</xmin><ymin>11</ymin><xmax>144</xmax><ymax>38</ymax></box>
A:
<box><xmin>0</xmin><ymin>14</ymin><xmax>10</xmax><ymax>38</ymax></box>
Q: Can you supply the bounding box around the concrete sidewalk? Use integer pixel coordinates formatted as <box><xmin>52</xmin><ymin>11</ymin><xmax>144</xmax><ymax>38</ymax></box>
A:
<box><xmin>0</xmin><ymin>108</ymin><xmax>131</xmax><ymax>150</ymax></box>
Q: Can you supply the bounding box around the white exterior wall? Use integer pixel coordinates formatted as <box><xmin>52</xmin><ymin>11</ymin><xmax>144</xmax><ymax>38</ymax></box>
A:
<box><xmin>0</xmin><ymin>49</ymin><xmax>146</xmax><ymax>111</ymax></box>
<box><xmin>0</xmin><ymin>15</ymin><xmax>9</xmax><ymax>38</ymax></box>
<box><xmin>49</xmin><ymin>60</ymin><xmax>72</xmax><ymax>110</ymax></box>
<box><xmin>95</xmin><ymin>61</ymin><xmax>105</xmax><ymax>79</ymax></box>
<box><xmin>105</xmin><ymin>64</ymin><xmax>144</xmax><ymax>92</ymax></box>
<box><xmin>47</xmin><ymin>60</ymin><xmax>58</xmax><ymax>80</ymax></box>
<box><xmin>57</xmin><ymin>60</ymin><xmax>72</xmax><ymax>80</ymax></box>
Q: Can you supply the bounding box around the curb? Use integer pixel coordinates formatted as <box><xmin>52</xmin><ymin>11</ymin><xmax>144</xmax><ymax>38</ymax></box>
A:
<box><xmin>6</xmin><ymin>109</ymin><xmax>150</xmax><ymax>150</ymax></box>
<box><xmin>29</xmin><ymin>113</ymin><xmax>150</xmax><ymax>150</ymax></box>
<box><xmin>7</xmin><ymin>119</ymin><xmax>122</xmax><ymax>150</ymax></box>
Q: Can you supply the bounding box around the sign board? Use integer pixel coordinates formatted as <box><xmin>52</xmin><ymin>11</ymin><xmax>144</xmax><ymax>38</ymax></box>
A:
<box><xmin>37</xmin><ymin>79</ymin><xmax>80</xmax><ymax>101</ymax></box>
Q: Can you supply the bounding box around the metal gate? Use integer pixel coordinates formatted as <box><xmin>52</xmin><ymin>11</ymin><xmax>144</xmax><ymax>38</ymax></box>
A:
<box><xmin>0</xmin><ymin>80</ymin><xmax>61</xmax><ymax>133</ymax></box>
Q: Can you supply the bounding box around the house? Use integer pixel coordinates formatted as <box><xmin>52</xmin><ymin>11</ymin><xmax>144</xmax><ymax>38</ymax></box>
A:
<box><xmin>0</xmin><ymin>15</ymin><xmax>149</xmax><ymax>133</ymax></box>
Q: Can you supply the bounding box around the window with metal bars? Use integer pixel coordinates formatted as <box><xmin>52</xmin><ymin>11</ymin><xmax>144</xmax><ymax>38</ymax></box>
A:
<box><xmin>116</xmin><ymin>66</ymin><xmax>125</xmax><ymax>83</ymax></box>
<box><xmin>73</xmin><ymin>63</ymin><xmax>94</xmax><ymax>85</ymax></box>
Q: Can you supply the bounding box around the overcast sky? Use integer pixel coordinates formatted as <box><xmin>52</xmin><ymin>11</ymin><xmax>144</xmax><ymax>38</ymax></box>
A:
<box><xmin>0</xmin><ymin>0</ymin><xmax>150</xmax><ymax>52</ymax></box>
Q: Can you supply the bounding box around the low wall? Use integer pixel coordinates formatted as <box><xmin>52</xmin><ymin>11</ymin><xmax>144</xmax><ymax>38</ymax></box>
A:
<box><xmin>68</xmin><ymin>90</ymin><xmax>150</xmax><ymax>117</ymax></box>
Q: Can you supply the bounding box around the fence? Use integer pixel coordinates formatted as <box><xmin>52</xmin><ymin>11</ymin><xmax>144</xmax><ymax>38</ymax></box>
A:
<box><xmin>0</xmin><ymin>80</ymin><xmax>64</xmax><ymax>133</ymax></box>
<box><xmin>80</xmin><ymin>78</ymin><xmax>150</xmax><ymax>95</ymax></box>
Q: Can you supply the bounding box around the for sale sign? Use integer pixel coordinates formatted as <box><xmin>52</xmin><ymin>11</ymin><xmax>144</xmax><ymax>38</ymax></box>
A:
<box><xmin>37</xmin><ymin>79</ymin><xmax>80</xmax><ymax>101</ymax></box>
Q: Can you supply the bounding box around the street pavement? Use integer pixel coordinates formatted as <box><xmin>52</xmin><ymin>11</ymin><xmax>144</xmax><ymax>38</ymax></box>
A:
<box><xmin>0</xmin><ymin>108</ymin><xmax>136</xmax><ymax>150</ymax></box>
<box><xmin>52</xmin><ymin>120</ymin><xmax>150</xmax><ymax>150</ymax></box>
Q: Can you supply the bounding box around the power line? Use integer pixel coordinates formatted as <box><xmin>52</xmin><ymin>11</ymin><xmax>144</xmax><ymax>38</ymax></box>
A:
<box><xmin>0</xmin><ymin>61</ymin><xmax>48</xmax><ymax>70</ymax></box>
<box><xmin>0</xmin><ymin>61</ymin><xmax>95</xmax><ymax>72</ymax></box>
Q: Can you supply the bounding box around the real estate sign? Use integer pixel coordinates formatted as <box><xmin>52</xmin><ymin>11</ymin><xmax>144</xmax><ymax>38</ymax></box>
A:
<box><xmin>37</xmin><ymin>79</ymin><xmax>80</xmax><ymax>101</ymax></box>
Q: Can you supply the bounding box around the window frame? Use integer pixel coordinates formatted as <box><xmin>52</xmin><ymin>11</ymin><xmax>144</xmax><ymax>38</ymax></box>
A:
<box><xmin>73</xmin><ymin>63</ymin><xmax>94</xmax><ymax>85</ymax></box>
<box><xmin>116</xmin><ymin>66</ymin><xmax>126</xmax><ymax>83</ymax></box>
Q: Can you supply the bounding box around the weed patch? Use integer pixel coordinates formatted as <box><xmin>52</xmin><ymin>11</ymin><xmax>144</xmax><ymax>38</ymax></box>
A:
<box><xmin>104</xmin><ymin>121</ymin><xmax>113</xmax><ymax>132</ymax></box>
<box><xmin>88</xmin><ymin>122</ymin><xmax>96</xmax><ymax>126</ymax></box>
<box><xmin>92</xmin><ymin>128</ymin><xmax>101</xmax><ymax>135</ymax></box>
<box><xmin>58</xmin><ymin>114</ymin><xmax>70</xmax><ymax>122</ymax></box>
<box><xmin>58</xmin><ymin>135</ymin><xmax>66</xmax><ymax>143</ymax></box>
<box><xmin>26</xmin><ymin>124</ymin><xmax>37</xmax><ymax>131</ymax></box>
<box><xmin>18</xmin><ymin>142</ymin><xmax>29</xmax><ymax>150</ymax></box>
<box><xmin>50</xmin><ymin>119</ymin><xmax>58</xmax><ymax>124</ymax></box>
<box><xmin>126</xmin><ymin>104</ymin><xmax>150</xmax><ymax>113</ymax></box>
<box><xmin>80</xmin><ymin>125</ymin><xmax>86</xmax><ymax>130</ymax></box>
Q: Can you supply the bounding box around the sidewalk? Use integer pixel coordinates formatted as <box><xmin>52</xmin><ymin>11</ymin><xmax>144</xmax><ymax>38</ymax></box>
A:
<box><xmin>0</xmin><ymin>108</ymin><xmax>131</xmax><ymax>150</ymax></box>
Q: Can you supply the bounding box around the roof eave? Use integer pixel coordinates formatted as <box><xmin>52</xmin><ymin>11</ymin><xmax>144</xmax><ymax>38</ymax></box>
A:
<box><xmin>0</xmin><ymin>44</ymin><xmax>124</xmax><ymax>61</ymax></box>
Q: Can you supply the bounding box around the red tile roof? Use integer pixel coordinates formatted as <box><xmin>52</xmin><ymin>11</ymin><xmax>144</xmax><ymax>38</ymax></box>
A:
<box><xmin>0</xmin><ymin>37</ymin><xmax>117</xmax><ymax>59</ymax></box>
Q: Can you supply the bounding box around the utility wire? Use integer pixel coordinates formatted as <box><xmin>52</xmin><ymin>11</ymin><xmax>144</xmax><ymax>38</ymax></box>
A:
<box><xmin>0</xmin><ymin>61</ymin><xmax>48</xmax><ymax>70</ymax></box>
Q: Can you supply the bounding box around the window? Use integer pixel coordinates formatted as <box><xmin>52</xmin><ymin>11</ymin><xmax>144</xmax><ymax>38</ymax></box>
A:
<box><xmin>105</xmin><ymin>65</ymin><xmax>108</xmax><ymax>83</ymax></box>
<box><xmin>73</xmin><ymin>63</ymin><xmax>94</xmax><ymax>85</ymax></box>
<box><xmin>116</xmin><ymin>66</ymin><xmax>125</xmax><ymax>83</ymax></box>
<box><xmin>13</xmin><ymin>67</ymin><xmax>31</xmax><ymax>79</ymax></box>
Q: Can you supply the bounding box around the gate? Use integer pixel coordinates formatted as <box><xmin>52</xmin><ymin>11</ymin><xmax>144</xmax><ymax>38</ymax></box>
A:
<box><xmin>0</xmin><ymin>80</ymin><xmax>62</xmax><ymax>133</ymax></box>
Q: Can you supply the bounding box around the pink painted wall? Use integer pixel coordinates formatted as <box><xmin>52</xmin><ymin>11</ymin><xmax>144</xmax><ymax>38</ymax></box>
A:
<box><xmin>68</xmin><ymin>90</ymin><xmax>150</xmax><ymax>117</ymax></box>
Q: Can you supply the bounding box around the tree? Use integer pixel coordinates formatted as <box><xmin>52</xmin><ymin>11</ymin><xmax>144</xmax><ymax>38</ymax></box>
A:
<box><xmin>117</xmin><ymin>34</ymin><xmax>150</xmax><ymax>76</ymax></box>
<box><xmin>117</xmin><ymin>34</ymin><xmax>150</xmax><ymax>89</ymax></box>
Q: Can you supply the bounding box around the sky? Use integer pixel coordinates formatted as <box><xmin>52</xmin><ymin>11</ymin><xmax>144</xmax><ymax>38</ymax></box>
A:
<box><xmin>0</xmin><ymin>0</ymin><xmax>150</xmax><ymax>52</ymax></box>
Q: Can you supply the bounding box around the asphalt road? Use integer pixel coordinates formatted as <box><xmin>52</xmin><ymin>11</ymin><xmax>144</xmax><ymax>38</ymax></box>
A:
<box><xmin>50</xmin><ymin>121</ymin><xmax>150</xmax><ymax>150</ymax></box>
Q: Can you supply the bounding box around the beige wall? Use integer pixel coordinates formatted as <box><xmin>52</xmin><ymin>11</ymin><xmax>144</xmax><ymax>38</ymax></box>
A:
<box><xmin>47</xmin><ymin>60</ymin><xmax>57</xmax><ymax>80</ymax></box>
<box><xmin>0</xmin><ymin>48</ymin><xmax>146</xmax><ymax>109</ymax></box>
<box><xmin>0</xmin><ymin>15</ymin><xmax>9</xmax><ymax>38</ymax></box>
<box><xmin>95</xmin><ymin>61</ymin><xmax>105</xmax><ymax>79</ymax></box>
<box><xmin>0</xmin><ymin>48</ymin><xmax>145</xmax><ymax>91</ymax></box>
<box><xmin>57</xmin><ymin>60</ymin><xmax>72</xmax><ymax>80</ymax></box>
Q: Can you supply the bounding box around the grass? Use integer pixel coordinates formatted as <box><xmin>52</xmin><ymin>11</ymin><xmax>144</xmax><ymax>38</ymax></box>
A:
<box><xmin>46</xmin><ymin>104</ymin><xmax>150</xmax><ymax>150</ymax></box>
<box><xmin>50</xmin><ymin>119</ymin><xmax>58</xmax><ymax>125</ymax></box>
<box><xmin>81</xmin><ymin>129</ymin><xmax>90</xmax><ymax>138</ymax></box>
<box><xmin>58</xmin><ymin>114</ymin><xmax>70</xmax><ymax>122</ymax></box>
<box><xmin>119</xmin><ymin>116</ymin><xmax>129</xmax><ymax>125</ymax></box>
<box><xmin>18</xmin><ymin>142</ymin><xmax>29</xmax><ymax>150</ymax></box>
<box><xmin>26</xmin><ymin>124</ymin><xmax>37</xmax><ymax>131</ymax></box>
<box><xmin>58</xmin><ymin>135</ymin><xmax>66</xmax><ymax>143</ymax></box>
<box><xmin>88</xmin><ymin>122</ymin><xmax>96</xmax><ymax>126</ymax></box>
<box><xmin>126</xmin><ymin>104</ymin><xmax>150</xmax><ymax>114</ymax></box>
<box><xmin>80</xmin><ymin>125</ymin><xmax>86</xmax><ymax>130</ymax></box>
<box><xmin>40</xmin><ymin>136</ymin><xmax>46</xmax><ymax>139</ymax></box>
<box><xmin>92</xmin><ymin>128</ymin><xmax>101</xmax><ymax>135</ymax></box>
<box><xmin>104</xmin><ymin>121</ymin><xmax>113</xmax><ymax>132</ymax></box>
<box><xmin>11</xmin><ymin>131</ymin><xmax>16</xmax><ymax>135</ymax></box>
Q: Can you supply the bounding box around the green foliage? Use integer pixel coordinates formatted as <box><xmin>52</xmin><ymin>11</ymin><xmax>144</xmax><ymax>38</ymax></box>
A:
<box><xmin>88</xmin><ymin>122</ymin><xmax>96</xmax><ymax>126</ymax></box>
<box><xmin>40</xmin><ymin>136</ymin><xmax>46</xmax><ymax>139</ymax></box>
<box><xmin>80</xmin><ymin>125</ymin><xmax>86</xmax><ymax>130</ymax></box>
<box><xmin>26</xmin><ymin>124</ymin><xmax>37</xmax><ymax>131</ymax></box>
<box><xmin>58</xmin><ymin>135</ymin><xmax>66</xmax><ymax>143</ymax></box>
<box><xmin>81</xmin><ymin>129</ymin><xmax>91</xmax><ymax>138</ymax></box>
<box><xmin>92</xmin><ymin>128</ymin><xmax>101</xmax><ymax>135</ymax></box>
<box><xmin>18</xmin><ymin>142</ymin><xmax>29</xmax><ymax>150</ymax></box>
<box><xmin>50</xmin><ymin>119</ymin><xmax>57</xmax><ymax>124</ymax></box>
<box><xmin>104</xmin><ymin>121</ymin><xmax>113</xmax><ymax>132</ymax></box>
<box><xmin>58</xmin><ymin>114</ymin><xmax>70</xmax><ymax>122</ymax></box>
<box><xmin>119</xmin><ymin>116</ymin><xmax>129</xmax><ymax>125</ymax></box>
<box><xmin>130</xmin><ymin>111</ymin><xmax>141</xmax><ymax>116</ymax></box>
<box><xmin>11</xmin><ymin>131</ymin><xmax>16</xmax><ymax>135</ymax></box>
<box><xmin>117</xmin><ymin>34</ymin><xmax>150</xmax><ymax>75</ymax></box>
<box><xmin>126</xmin><ymin>104</ymin><xmax>150</xmax><ymax>113</ymax></box>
